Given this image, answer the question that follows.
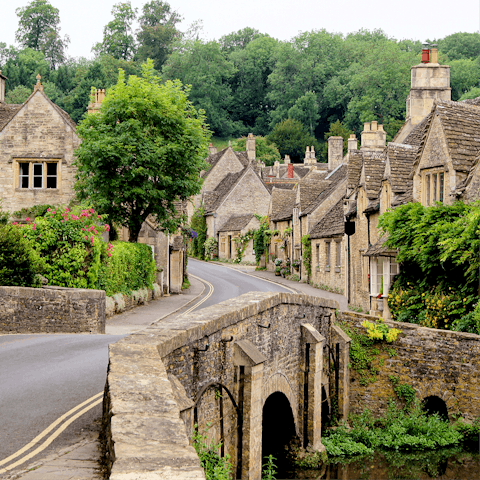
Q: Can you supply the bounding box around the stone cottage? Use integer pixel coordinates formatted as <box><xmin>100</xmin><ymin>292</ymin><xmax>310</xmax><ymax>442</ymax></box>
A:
<box><xmin>0</xmin><ymin>73</ymin><xmax>79</xmax><ymax>213</ymax></box>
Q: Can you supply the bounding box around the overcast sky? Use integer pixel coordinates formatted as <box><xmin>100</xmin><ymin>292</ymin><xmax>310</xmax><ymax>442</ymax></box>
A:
<box><xmin>2</xmin><ymin>0</ymin><xmax>480</xmax><ymax>59</ymax></box>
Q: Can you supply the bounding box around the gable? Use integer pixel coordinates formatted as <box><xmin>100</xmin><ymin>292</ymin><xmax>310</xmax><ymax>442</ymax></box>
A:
<box><xmin>202</xmin><ymin>148</ymin><xmax>246</xmax><ymax>192</ymax></box>
<box><xmin>416</xmin><ymin>114</ymin><xmax>451</xmax><ymax>173</ymax></box>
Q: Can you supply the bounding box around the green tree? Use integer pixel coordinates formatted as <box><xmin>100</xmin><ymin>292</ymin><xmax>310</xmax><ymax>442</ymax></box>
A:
<box><xmin>1</xmin><ymin>48</ymin><xmax>49</xmax><ymax>92</ymax></box>
<box><xmin>232</xmin><ymin>135</ymin><xmax>281</xmax><ymax>166</ymax></box>
<box><xmin>74</xmin><ymin>61</ymin><xmax>210</xmax><ymax>242</ymax></box>
<box><xmin>94</xmin><ymin>2</ymin><xmax>138</xmax><ymax>60</ymax></box>
<box><xmin>267</xmin><ymin>118</ymin><xmax>320</xmax><ymax>163</ymax></box>
<box><xmin>136</xmin><ymin>0</ymin><xmax>182</xmax><ymax>71</ymax></box>
<box><xmin>219</xmin><ymin>27</ymin><xmax>264</xmax><ymax>54</ymax></box>
<box><xmin>15</xmin><ymin>0</ymin><xmax>69</xmax><ymax>68</ymax></box>
<box><xmin>163</xmin><ymin>39</ymin><xmax>238</xmax><ymax>137</ymax></box>
<box><xmin>5</xmin><ymin>85</ymin><xmax>31</xmax><ymax>104</ymax></box>
<box><xmin>437</xmin><ymin>32</ymin><xmax>480</xmax><ymax>60</ymax></box>
<box><xmin>449</xmin><ymin>59</ymin><xmax>480</xmax><ymax>100</ymax></box>
<box><xmin>288</xmin><ymin>91</ymin><xmax>320</xmax><ymax>136</ymax></box>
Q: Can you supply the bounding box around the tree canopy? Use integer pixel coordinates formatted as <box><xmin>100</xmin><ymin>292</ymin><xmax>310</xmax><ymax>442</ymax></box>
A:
<box><xmin>74</xmin><ymin>61</ymin><xmax>210</xmax><ymax>242</ymax></box>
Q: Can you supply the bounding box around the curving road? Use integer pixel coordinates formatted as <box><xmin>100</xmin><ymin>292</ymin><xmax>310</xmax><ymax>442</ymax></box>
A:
<box><xmin>0</xmin><ymin>259</ymin><xmax>291</xmax><ymax>473</ymax></box>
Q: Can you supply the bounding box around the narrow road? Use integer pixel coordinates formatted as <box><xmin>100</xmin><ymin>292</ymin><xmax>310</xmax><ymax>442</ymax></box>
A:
<box><xmin>0</xmin><ymin>259</ymin><xmax>292</xmax><ymax>474</ymax></box>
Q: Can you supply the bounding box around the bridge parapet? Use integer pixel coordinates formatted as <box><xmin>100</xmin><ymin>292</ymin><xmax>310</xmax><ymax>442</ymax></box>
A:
<box><xmin>103</xmin><ymin>291</ymin><xmax>340</xmax><ymax>480</ymax></box>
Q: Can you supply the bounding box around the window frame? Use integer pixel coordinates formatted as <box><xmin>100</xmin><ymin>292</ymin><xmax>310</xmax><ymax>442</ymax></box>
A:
<box><xmin>16</xmin><ymin>159</ymin><xmax>60</xmax><ymax>190</ymax></box>
<box><xmin>422</xmin><ymin>168</ymin><xmax>445</xmax><ymax>206</ymax></box>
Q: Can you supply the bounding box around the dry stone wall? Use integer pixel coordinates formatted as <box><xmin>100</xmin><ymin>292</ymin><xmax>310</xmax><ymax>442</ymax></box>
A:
<box><xmin>338</xmin><ymin>311</ymin><xmax>480</xmax><ymax>421</ymax></box>
<box><xmin>0</xmin><ymin>286</ymin><xmax>105</xmax><ymax>333</ymax></box>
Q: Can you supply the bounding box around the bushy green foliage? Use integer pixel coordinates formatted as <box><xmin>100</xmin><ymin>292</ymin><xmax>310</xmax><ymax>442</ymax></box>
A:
<box><xmin>301</xmin><ymin>235</ymin><xmax>312</xmax><ymax>277</ymax></box>
<box><xmin>253</xmin><ymin>215</ymin><xmax>269</xmax><ymax>265</ymax></box>
<box><xmin>190</xmin><ymin>205</ymin><xmax>207</xmax><ymax>259</ymax></box>
<box><xmin>323</xmin><ymin>401</ymin><xmax>463</xmax><ymax>457</ymax></box>
<box><xmin>192</xmin><ymin>424</ymin><xmax>233</xmax><ymax>480</ymax></box>
<box><xmin>380</xmin><ymin>201</ymin><xmax>480</xmax><ymax>330</ymax></box>
<box><xmin>13</xmin><ymin>203</ymin><xmax>55</xmax><ymax>219</ymax></box>
<box><xmin>97</xmin><ymin>241</ymin><xmax>156</xmax><ymax>296</ymax></box>
<box><xmin>0</xmin><ymin>202</ymin><xmax>9</xmax><ymax>225</ymax></box>
<box><xmin>204</xmin><ymin>237</ymin><xmax>218</xmax><ymax>260</ymax></box>
<box><xmin>0</xmin><ymin>224</ymin><xmax>40</xmax><ymax>287</ymax></box>
<box><xmin>17</xmin><ymin>205</ymin><xmax>109</xmax><ymax>288</ymax></box>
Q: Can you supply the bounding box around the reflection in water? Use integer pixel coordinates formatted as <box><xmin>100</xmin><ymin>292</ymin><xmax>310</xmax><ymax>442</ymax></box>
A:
<box><xmin>287</xmin><ymin>446</ymin><xmax>479</xmax><ymax>480</ymax></box>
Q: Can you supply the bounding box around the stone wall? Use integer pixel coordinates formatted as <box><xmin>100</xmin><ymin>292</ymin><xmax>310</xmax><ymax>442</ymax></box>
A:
<box><xmin>103</xmin><ymin>292</ymin><xmax>339</xmax><ymax>480</ymax></box>
<box><xmin>0</xmin><ymin>286</ymin><xmax>105</xmax><ymax>334</ymax></box>
<box><xmin>338</xmin><ymin>311</ymin><xmax>480</xmax><ymax>422</ymax></box>
<box><xmin>310</xmin><ymin>237</ymin><xmax>345</xmax><ymax>295</ymax></box>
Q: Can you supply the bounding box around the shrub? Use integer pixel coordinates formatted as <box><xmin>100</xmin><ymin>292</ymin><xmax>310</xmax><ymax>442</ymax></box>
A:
<box><xmin>190</xmin><ymin>205</ymin><xmax>207</xmax><ymax>259</ymax></box>
<box><xmin>0</xmin><ymin>224</ymin><xmax>40</xmax><ymax>287</ymax></box>
<box><xmin>97</xmin><ymin>241</ymin><xmax>156</xmax><ymax>296</ymax></box>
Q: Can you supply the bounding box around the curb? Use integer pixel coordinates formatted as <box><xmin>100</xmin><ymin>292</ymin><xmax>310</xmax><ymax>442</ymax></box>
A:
<box><xmin>152</xmin><ymin>276</ymin><xmax>206</xmax><ymax>324</ymax></box>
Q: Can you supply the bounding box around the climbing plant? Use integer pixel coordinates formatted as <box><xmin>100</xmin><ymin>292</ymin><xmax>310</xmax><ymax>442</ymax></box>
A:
<box><xmin>301</xmin><ymin>234</ymin><xmax>311</xmax><ymax>278</ymax></box>
<box><xmin>233</xmin><ymin>229</ymin><xmax>255</xmax><ymax>263</ymax></box>
<box><xmin>253</xmin><ymin>215</ymin><xmax>270</xmax><ymax>265</ymax></box>
<box><xmin>190</xmin><ymin>204</ymin><xmax>207</xmax><ymax>259</ymax></box>
<box><xmin>204</xmin><ymin>237</ymin><xmax>218</xmax><ymax>260</ymax></box>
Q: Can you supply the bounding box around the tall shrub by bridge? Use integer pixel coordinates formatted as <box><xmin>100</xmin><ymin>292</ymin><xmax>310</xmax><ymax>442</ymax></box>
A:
<box><xmin>96</xmin><ymin>241</ymin><xmax>156</xmax><ymax>296</ymax></box>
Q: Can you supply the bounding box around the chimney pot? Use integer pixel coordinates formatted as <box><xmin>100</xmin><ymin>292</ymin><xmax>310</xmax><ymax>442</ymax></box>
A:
<box><xmin>364</xmin><ymin>122</ymin><xmax>371</xmax><ymax>131</ymax></box>
<box><xmin>371</xmin><ymin>121</ymin><xmax>378</xmax><ymax>131</ymax></box>
<box><xmin>288</xmin><ymin>163</ymin><xmax>294</xmax><ymax>178</ymax></box>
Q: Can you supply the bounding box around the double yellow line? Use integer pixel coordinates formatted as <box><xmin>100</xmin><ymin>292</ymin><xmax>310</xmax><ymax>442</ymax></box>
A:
<box><xmin>183</xmin><ymin>274</ymin><xmax>214</xmax><ymax>315</ymax></box>
<box><xmin>0</xmin><ymin>392</ymin><xmax>103</xmax><ymax>474</ymax></box>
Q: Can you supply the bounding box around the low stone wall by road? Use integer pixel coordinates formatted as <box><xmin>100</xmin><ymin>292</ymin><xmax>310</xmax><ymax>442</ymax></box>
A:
<box><xmin>0</xmin><ymin>286</ymin><xmax>105</xmax><ymax>334</ymax></box>
<box><xmin>337</xmin><ymin>311</ymin><xmax>480</xmax><ymax>421</ymax></box>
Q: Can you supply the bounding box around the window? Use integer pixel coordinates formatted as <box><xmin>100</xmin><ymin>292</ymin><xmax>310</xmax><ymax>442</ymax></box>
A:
<box><xmin>17</xmin><ymin>160</ymin><xmax>58</xmax><ymax>189</ymax></box>
<box><xmin>370</xmin><ymin>257</ymin><xmax>399</xmax><ymax>297</ymax></box>
<box><xmin>293</xmin><ymin>208</ymin><xmax>299</xmax><ymax>225</ymax></box>
<box><xmin>423</xmin><ymin>170</ymin><xmax>445</xmax><ymax>206</ymax></box>
<box><xmin>336</xmin><ymin>240</ymin><xmax>341</xmax><ymax>268</ymax></box>
<box><xmin>316</xmin><ymin>244</ymin><xmax>320</xmax><ymax>266</ymax></box>
<box><xmin>325</xmin><ymin>241</ymin><xmax>331</xmax><ymax>271</ymax></box>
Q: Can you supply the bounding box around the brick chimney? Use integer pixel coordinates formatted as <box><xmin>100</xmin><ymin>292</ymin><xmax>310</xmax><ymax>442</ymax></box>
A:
<box><xmin>0</xmin><ymin>70</ymin><xmax>5</xmax><ymax>103</ymax></box>
<box><xmin>288</xmin><ymin>163</ymin><xmax>294</xmax><ymax>178</ymax></box>
<box><xmin>208</xmin><ymin>143</ymin><xmax>217</xmax><ymax>155</ymax></box>
<box><xmin>87</xmin><ymin>88</ymin><xmax>105</xmax><ymax>114</ymax></box>
<box><xmin>328</xmin><ymin>136</ymin><xmax>343</xmax><ymax>170</ymax></box>
<box><xmin>246</xmin><ymin>133</ymin><xmax>256</xmax><ymax>161</ymax></box>
<box><xmin>360</xmin><ymin>122</ymin><xmax>386</xmax><ymax>151</ymax></box>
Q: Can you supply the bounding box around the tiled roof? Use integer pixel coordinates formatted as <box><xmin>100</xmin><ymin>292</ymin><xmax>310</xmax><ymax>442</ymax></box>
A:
<box><xmin>202</xmin><ymin>147</ymin><xmax>249</xmax><ymax>179</ymax></box>
<box><xmin>364</xmin><ymin>234</ymin><xmax>398</xmax><ymax>257</ymax></box>
<box><xmin>302</xmin><ymin>164</ymin><xmax>348</xmax><ymax>216</ymax></box>
<box><xmin>386</xmin><ymin>143</ymin><xmax>420</xmax><ymax>193</ymax></box>
<box><xmin>279</xmin><ymin>164</ymin><xmax>311</xmax><ymax>179</ymax></box>
<box><xmin>270</xmin><ymin>188</ymin><xmax>296</xmax><ymax>222</ymax></box>
<box><xmin>218</xmin><ymin>214</ymin><xmax>254</xmax><ymax>232</ymax></box>
<box><xmin>460</xmin><ymin>96</ymin><xmax>480</xmax><ymax>107</ymax></box>
<box><xmin>363</xmin><ymin>151</ymin><xmax>387</xmax><ymax>199</ymax></box>
<box><xmin>309</xmin><ymin>197</ymin><xmax>345</xmax><ymax>239</ymax></box>
<box><xmin>402</xmin><ymin>112</ymin><xmax>433</xmax><ymax>147</ymax></box>
<box><xmin>391</xmin><ymin>187</ymin><xmax>414</xmax><ymax>207</ymax></box>
<box><xmin>264</xmin><ymin>182</ymin><xmax>296</xmax><ymax>193</ymax></box>
<box><xmin>204</xmin><ymin>169</ymin><xmax>244</xmax><ymax>212</ymax></box>
<box><xmin>434</xmin><ymin>101</ymin><xmax>480</xmax><ymax>172</ymax></box>
<box><xmin>0</xmin><ymin>103</ymin><xmax>22</xmax><ymax>132</ymax></box>
<box><xmin>347</xmin><ymin>150</ymin><xmax>364</xmax><ymax>190</ymax></box>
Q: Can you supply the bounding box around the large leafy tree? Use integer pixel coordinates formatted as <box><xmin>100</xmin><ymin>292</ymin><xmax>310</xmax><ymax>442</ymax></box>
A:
<box><xmin>136</xmin><ymin>0</ymin><xmax>182</xmax><ymax>71</ymax></box>
<box><xmin>15</xmin><ymin>0</ymin><xmax>69</xmax><ymax>68</ymax></box>
<box><xmin>93</xmin><ymin>2</ymin><xmax>138</xmax><ymax>60</ymax></box>
<box><xmin>74</xmin><ymin>61</ymin><xmax>210</xmax><ymax>242</ymax></box>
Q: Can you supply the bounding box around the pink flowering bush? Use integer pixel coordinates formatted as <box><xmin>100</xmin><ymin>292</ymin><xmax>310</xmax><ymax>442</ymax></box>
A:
<box><xmin>18</xmin><ymin>205</ymin><xmax>110</xmax><ymax>289</ymax></box>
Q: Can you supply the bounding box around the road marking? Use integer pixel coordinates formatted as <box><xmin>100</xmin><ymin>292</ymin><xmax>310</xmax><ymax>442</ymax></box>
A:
<box><xmin>0</xmin><ymin>392</ymin><xmax>103</xmax><ymax>473</ymax></box>
<box><xmin>183</xmin><ymin>274</ymin><xmax>214</xmax><ymax>314</ymax></box>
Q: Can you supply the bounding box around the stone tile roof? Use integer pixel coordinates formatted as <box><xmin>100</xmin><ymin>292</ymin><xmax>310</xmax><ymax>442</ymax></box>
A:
<box><xmin>391</xmin><ymin>187</ymin><xmax>414</xmax><ymax>207</ymax></box>
<box><xmin>264</xmin><ymin>182</ymin><xmax>296</xmax><ymax>193</ymax></box>
<box><xmin>433</xmin><ymin>101</ymin><xmax>480</xmax><ymax>173</ymax></box>
<box><xmin>347</xmin><ymin>150</ymin><xmax>364</xmax><ymax>190</ymax></box>
<box><xmin>279</xmin><ymin>164</ymin><xmax>311</xmax><ymax>179</ymax></box>
<box><xmin>302</xmin><ymin>164</ymin><xmax>348</xmax><ymax>216</ymax></box>
<box><xmin>309</xmin><ymin>197</ymin><xmax>345</xmax><ymax>239</ymax></box>
<box><xmin>364</xmin><ymin>151</ymin><xmax>387</xmax><ymax>199</ymax></box>
<box><xmin>460</xmin><ymin>96</ymin><xmax>480</xmax><ymax>107</ymax></box>
<box><xmin>270</xmin><ymin>187</ymin><xmax>297</xmax><ymax>222</ymax></box>
<box><xmin>402</xmin><ymin>112</ymin><xmax>433</xmax><ymax>147</ymax></box>
<box><xmin>0</xmin><ymin>103</ymin><xmax>22</xmax><ymax>132</ymax></box>
<box><xmin>363</xmin><ymin>234</ymin><xmax>398</xmax><ymax>257</ymax></box>
<box><xmin>386</xmin><ymin>143</ymin><xmax>420</xmax><ymax>193</ymax></box>
<box><xmin>217</xmin><ymin>214</ymin><xmax>254</xmax><ymax>232</ymax></box>
<box><xmin>204</xmin><ymin>169</ymin><xmax>244</xmax><ymax>213</ymax></box>
<box><xmin>202</xmin><ymin>148</ymin><xmax>249</xmax><ymax>179</ymax></box>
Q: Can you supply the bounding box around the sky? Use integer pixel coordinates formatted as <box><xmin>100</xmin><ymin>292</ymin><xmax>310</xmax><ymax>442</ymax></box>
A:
<box><xmin>2</xmin><ymin>0</ymin><xmax>480</xmax><ymax>59</ymax></box>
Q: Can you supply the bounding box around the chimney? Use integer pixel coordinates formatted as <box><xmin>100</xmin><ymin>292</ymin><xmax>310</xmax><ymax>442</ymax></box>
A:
<box><xmin>421</xmin><ymin>42</ymin><xmax>430</xmax><ymax>63</ymax></box>
<box><xmin>87</xmin><ymin>88</ymin><xmax>106</xmax><ymax>114</ymax></box>
<box><xmin>208</xmin><ymin>143</ymin><xmax>217</xmax><ymax>155</ymax></box>
<box><xmin>274</xmin><ymin>160</ymin><xmax>280</xmax><ymax>177</ymax></box>
<box><xmin>328</xmin><ymin>136</ymin><xmax>343</xmax><ymax>170</ymax></box>
<box><xmin>348</xmin><ymin>134</ymin><xmax>358</xmax><ymax>151</ymax></box>
<box><xmin>284</xmin><ymin>155</ymin><xmax>291</xmax><ymax>164</ymax></box>
<box><xmin>288</xmin><ymin>163</ymin><xmax>294</xmax><ymax>178</ymax></box>
<box><xmin>246</xmin><ymin>133</ymin><xmax>256</xmax><ymax>161</ymax></box>
<box><xmin>0</xmin><ymin>70</ymin><xmax>5</xmax><ymax>103</ymax></box>
<box><xmin>429</xmin><ymin>44</ymin><xmax>439</xmax><ymax>64</ymax></box>
<box><xmin>361</xmin><ymin>122</ymin><xmax>386</xmax><ymax>151</ymax></box>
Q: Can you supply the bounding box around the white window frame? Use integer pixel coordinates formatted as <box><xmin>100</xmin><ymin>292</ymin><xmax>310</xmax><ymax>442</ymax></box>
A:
<box><xmin>370</xmin><ymin>257</ymin><xmax>399</xmax><ymax>297</ymax></box>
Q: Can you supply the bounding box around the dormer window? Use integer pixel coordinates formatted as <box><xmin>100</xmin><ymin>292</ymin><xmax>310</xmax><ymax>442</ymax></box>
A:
<box><xmin>423</xmin><ymin>169</ymin><xmax>445</xmax><ymax>205</ymax></box>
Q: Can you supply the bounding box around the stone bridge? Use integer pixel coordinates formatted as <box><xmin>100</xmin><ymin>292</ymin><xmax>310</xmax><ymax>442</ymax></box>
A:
<box><xmin>103</xmin><ymin>292</ymin><xmax>347</xmax><ymax>479</ymax></box>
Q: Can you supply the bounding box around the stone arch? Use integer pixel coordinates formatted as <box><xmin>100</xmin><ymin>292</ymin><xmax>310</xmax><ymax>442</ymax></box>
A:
<box><xmin>422</xmin><ymin>395</ymin><xmax>449</xmax><ymax>421</ymax></box>
<box><xmin>262</xmin><ymin>391</ymin><xmax>296</xmax><ymax>478</ymax></box>
<box><xmin>414</xmin><ymin>382</ymin><xmax>456</xmax><ymax>418</ymax></box>
<box><xmin>262</xmin><ymin>372</ymin><xmax>298</xmax><ymax>434</ymax></box>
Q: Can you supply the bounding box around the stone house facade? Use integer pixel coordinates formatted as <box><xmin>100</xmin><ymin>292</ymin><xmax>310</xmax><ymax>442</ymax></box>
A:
<box><xmin>0</xmin><ymin>73</ymin><xmax>79</xmax><ymax>213</ymax></box>
<box><xmin>217</xmin><ymin>214</ymin><xmax>260</xmax><ymax>263</ymax></box>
